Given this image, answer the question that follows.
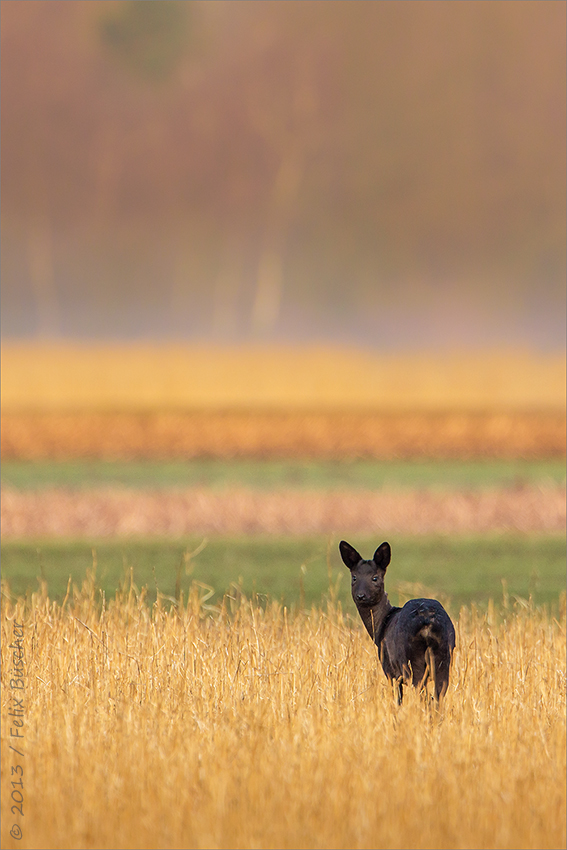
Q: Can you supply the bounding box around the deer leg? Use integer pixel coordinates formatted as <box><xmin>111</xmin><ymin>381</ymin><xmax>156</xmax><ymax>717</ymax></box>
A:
<box><xmin>422</xmin><ymin>647</ymin><xmax>436</xmax><ymax>696</ymax></box>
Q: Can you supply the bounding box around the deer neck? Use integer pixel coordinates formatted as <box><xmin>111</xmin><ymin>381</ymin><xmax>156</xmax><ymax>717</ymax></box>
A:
<box><xmin>357</xmin><ymin>593</ymin><xmax>393</xmax><ymax>643</ymax></box>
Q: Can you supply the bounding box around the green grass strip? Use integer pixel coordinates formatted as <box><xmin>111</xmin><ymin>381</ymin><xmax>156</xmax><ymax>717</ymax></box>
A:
<box><xmin>2</xmin><ymin>534</ymin><xmax>564</xmax><ymax>615</ymax></box>
<box><xmin>2</xmin><ymin>458</ymin><xmax>565</xmax><ymax>490</ymax></box>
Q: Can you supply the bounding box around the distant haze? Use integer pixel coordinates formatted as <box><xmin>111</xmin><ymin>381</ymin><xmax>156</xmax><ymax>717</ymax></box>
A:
<box><xmin>1</xmin><ymin>0</ymin><xmax>565</xmax><ymax>348</ymax></box>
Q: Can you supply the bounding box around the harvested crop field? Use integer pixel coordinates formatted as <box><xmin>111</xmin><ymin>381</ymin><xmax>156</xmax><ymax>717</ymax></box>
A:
<box><xmin>1</xmin><ymin>410</ymin><xmax>565</xmax><ymax>460</ymax></box>
<box><xmin>1</xmin><ymin>588</ymin><xmax>565</xmax><ymax>850</ymax></box>
<box><xmin>2</xmin><ymin>484</ymin><xmax>565</xmax><ymax>538</ymax></box>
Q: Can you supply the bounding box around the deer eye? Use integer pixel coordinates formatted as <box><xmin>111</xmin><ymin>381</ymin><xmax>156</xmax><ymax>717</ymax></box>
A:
<box><xmin>372</xmin><ymin>576</ymin><xmax>379</xmax><ymax>582</ymax></box>
<box><xmin>351</xmin><ymin>575</ymin><xmax>356</xmax><ymax>583</ymax></box>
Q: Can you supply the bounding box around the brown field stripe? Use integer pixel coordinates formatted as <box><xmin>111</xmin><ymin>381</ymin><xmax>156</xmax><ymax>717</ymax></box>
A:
<box><xmin>1</xmin><ymin>411</ymin><xmax>565</xmax><ymax>460</ymax></box>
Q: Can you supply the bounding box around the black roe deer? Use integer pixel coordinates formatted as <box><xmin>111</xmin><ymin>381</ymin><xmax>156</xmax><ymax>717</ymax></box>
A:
<box><xmin>340</xmin><ymin>540</ymin><xmax>455</xmax><ymax>704</ymax></box>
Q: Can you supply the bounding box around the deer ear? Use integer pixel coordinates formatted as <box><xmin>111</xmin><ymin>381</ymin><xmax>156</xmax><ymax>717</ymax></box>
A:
<box><xmin>339</xmin><ymin>540</ymin><xmax>363</xmax><ymax>570</ymax></box>
<box><xmin>373</xmin><ymin>542</ymin><xmax>391</xmax><ymax>570</ymax></box>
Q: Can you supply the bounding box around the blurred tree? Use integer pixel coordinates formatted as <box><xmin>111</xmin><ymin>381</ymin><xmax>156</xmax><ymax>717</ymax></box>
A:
<box><xmin>99</xmin><ymin>0</ymin><xmax>191</xmax><ymax>82</ymax></box>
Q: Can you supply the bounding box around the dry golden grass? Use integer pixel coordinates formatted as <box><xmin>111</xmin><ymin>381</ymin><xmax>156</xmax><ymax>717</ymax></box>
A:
<box><xmin>2</xmin><ymin>410</ymin><xmax>565</xmax><ymax>460</ymax></box>
<box><xmin>1</xmin><ymin>583</ymin><xmax>565</xmax><ymax>850</ymax></box>
<box><xmin>2</xmin><ymin>484</ymin><xmax>565</xmax><ymax>537</ymax></box>
<box><xmin>2</xmin><ymin>344</ymin><xmax>565</xmax><ymax>412</ymax></box>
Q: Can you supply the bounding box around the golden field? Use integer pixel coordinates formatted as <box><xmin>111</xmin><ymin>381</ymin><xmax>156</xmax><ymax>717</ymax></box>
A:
<box><xmin>2</xmin><ymin>344</ymin><xmax>565</xmax><ymax>412</ymax></box>
<box><xmin>1</xmin><ymin>585</ymin><xmax>565</xmax><ymax>850</ymax></box>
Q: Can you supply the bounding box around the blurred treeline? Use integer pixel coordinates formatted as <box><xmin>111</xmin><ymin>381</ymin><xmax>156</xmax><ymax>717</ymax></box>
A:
<box><xmin>1</xmin><ymin>0</ymin><xmax>565</xmax><ymax>345</ymax></box>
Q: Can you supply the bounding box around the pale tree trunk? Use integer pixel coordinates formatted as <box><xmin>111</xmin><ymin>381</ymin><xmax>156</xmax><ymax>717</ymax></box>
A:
<box><xmin>251</xmin><ymin>149</ymin><xmax>304</xmax><ymax>335</ymax></box>
<box><xmin>251</xmin><ymin>247</ymin><xmax>284</xmax><ymax>335</ymax></box>
<box><xmin>170</xmin><ymin>223</ymin><xmax>241</xmax><ymax>337</ymax></box>
<box><xmin>26</xmin><ymin>126</ymin><xmax>59</xmax><ymax>338</ymax></box>
<box><xmin>249</xmin><ymin>65</ymin><xmax>318</xmax><ymax>337</ymax></box>
<box><xmin>169</xmin><ymin>227</ymin><xmax>196</xmax><ymax>328</ymax></box>
<box><xmin>28</xmin><ymin>216</ymin><xmax>58</xmax><ymax>338</ymax></box>
<box><xmin>212</xmin><ymin>232</ymin><xmax>244</xmax><ymax>338</ymax></box>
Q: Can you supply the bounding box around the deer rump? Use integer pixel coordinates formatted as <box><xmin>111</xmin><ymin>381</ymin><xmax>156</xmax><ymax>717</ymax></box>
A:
<box><xmin>377</xmin><ymin>598</ymin><xmax>455</xmax><ymax>697</ymax></box>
